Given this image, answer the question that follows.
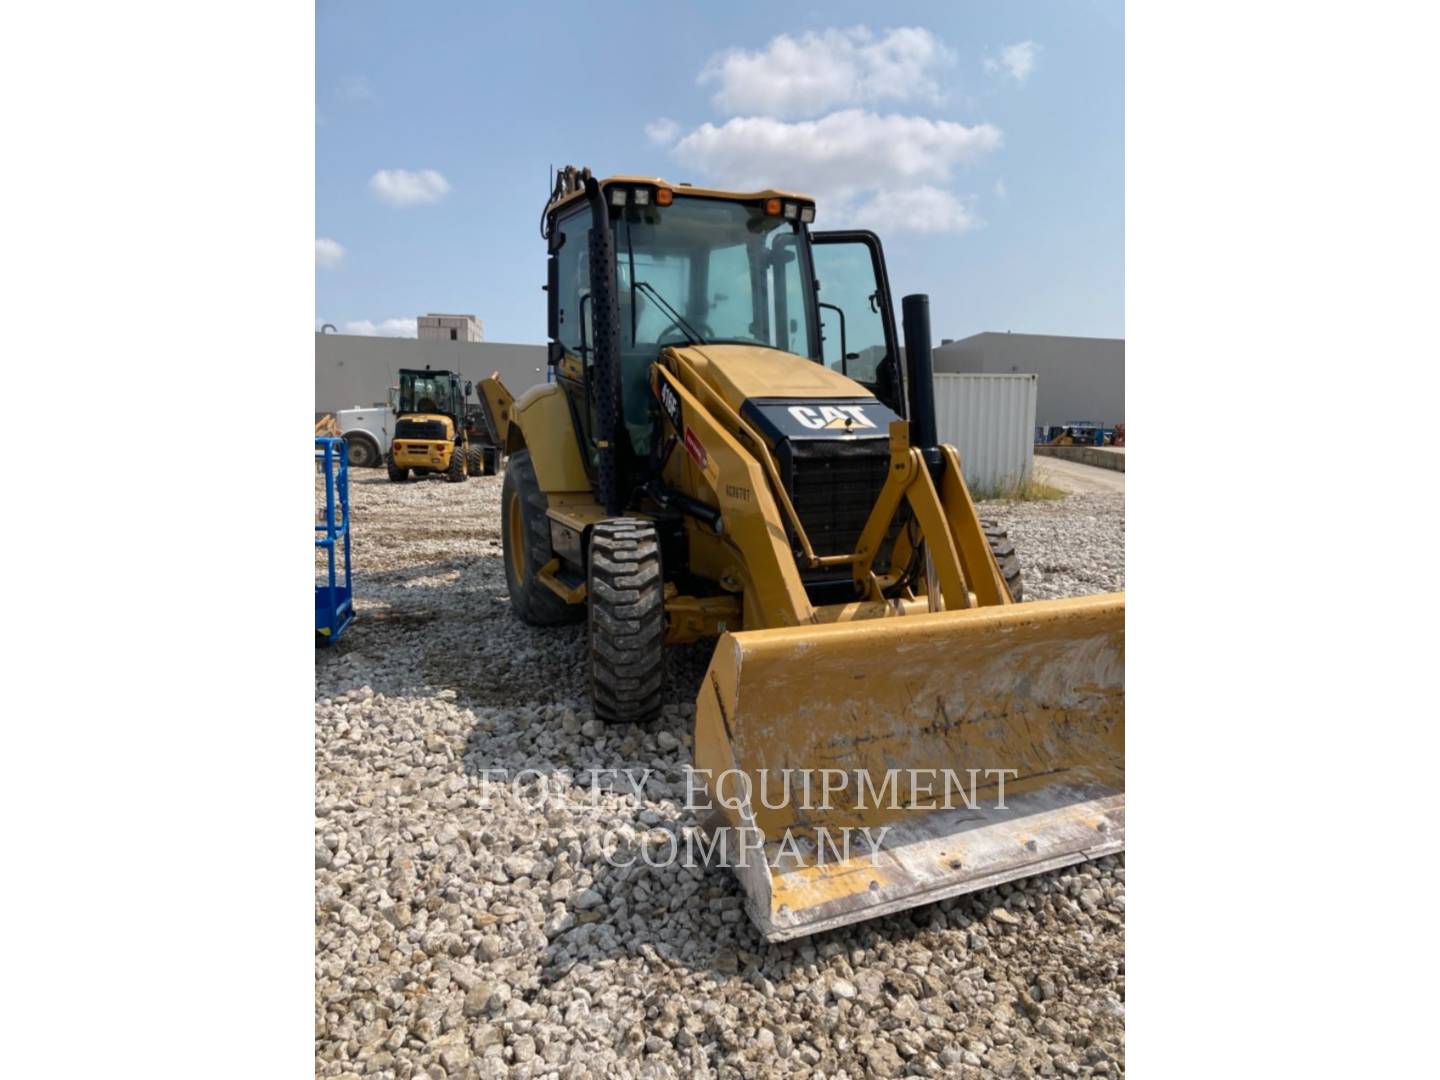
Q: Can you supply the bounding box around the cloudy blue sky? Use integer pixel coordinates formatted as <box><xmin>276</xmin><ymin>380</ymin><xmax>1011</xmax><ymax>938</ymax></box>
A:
<box><xmin>316</xmin><ymin>1</ymin><xmax>1123</xmax><ymax>344</ymax></box>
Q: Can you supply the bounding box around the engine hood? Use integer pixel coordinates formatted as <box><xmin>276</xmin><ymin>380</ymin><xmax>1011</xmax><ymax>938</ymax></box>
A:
<box><xmin>668</xmin><ymin>344</ymin><xmax>869</xmax><ymax>410</ymax></box>
<box><xmin>667</xmin><ymin>343</ymin><xmax>900</xmax><ymax>448</ymax></box>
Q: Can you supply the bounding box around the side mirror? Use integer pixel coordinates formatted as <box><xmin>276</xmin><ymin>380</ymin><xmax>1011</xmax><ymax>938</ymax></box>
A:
<box><xmin>465</xmin><ymin>381</ymin><xmax>474</xmax><ymax>397</ymax></box>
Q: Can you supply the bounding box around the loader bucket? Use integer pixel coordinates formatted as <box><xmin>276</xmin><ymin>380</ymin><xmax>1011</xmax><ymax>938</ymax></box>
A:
<box><xmin>692</xmin><ymin>592</ymin><xmax>1124</xmax><ymax>941</ymax></box>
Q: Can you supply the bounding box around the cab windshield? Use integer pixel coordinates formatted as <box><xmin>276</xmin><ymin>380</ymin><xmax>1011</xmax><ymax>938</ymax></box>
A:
<box><xmin>398</xmin><ymin>372</ymin><xmax>455</xmax><ymax>415</ymax></box>
<box><xmin>613</xmin><ymin>197</ymin><xmax>816</xmax><ymax>357</ymax></box>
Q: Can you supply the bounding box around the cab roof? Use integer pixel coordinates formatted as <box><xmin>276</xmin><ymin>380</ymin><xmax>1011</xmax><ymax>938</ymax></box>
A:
<box><xmin>546</xmin><ymin>174</ymin><xmax>814</xmax><ymax>218</ymax></box>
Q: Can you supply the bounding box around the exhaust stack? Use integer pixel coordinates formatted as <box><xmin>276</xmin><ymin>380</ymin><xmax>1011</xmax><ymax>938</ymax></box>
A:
<box><xmin>901</xmin><ymin>293</ymin><xmax>938</xmax><ymax>463</ymax></box>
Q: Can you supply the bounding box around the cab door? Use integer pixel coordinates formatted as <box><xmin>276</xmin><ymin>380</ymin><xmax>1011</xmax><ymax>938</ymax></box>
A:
<box><xmin>809</xmin><ymin>230</ymin><xmax>905</xmax><ymax>417</ymax></box>
<box><xmin>546</xmin><ymin>206</ymin><xmax>598</xmax><ymax>477</ymax></box>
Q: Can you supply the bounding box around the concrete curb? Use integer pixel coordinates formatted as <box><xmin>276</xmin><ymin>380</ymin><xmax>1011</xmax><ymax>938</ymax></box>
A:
<box><xmin>1035</xmin><ymin>445</ymin><xmax>1126</xmax><ymax>472</ymax></box>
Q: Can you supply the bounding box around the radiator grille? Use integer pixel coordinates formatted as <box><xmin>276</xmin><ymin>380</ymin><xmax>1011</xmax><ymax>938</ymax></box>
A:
<box><xmin>785</xmin><ymin>441</ymin><xmax>890</xmax><ymax>558</ymax></box>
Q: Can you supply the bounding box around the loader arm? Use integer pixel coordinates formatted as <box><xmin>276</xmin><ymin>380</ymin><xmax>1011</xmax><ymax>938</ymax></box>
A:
<box><xmin>650</xmin><ymin>363</ymin><xmax>814</xmax><ymax>629</ymax></box>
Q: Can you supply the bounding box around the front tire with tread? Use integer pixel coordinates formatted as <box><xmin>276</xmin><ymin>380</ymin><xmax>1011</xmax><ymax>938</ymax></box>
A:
<box><xmin>587</xmin><ymin>518</ymin><xmax>665</xmax><ymax>725</ymax></box>
<box><xmin>980</xmin><ymin>519</ymin><xmax>1024</xmax><ymax>602</ymax></box>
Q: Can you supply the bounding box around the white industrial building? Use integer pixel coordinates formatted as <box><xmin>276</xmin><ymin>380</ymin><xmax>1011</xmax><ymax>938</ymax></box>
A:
<box><xmin>417</xmin><ymin>313</ymin><xmax>485</xmax><ymax>343</ymax></box>
<box><xmin>933</xmin><ymin>332</ymin><xmax>1123</xmax><ymax>430</ymax></box>
<box><xmin>315</xmin><ymin>332</ymin><xmax>546</xmax><ymax>415</ymax></box>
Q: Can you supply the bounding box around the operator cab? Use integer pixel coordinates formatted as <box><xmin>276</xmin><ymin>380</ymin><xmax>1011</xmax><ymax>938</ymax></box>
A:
<box><xmin>544</xmin><ymin>175</ymin><xmax>905</xmax><ymax>484</ymax></box>
<box><xmin>396</xmin><ymin>368</ymin><xmax>464</xmax><ymax>418</ymax></box>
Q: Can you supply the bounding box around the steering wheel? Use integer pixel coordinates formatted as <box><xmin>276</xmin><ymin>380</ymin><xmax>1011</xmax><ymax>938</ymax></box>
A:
<box><xmin>657</xmin><ymin>320</ymin><xmax>715</xmax><ymax>345</ymax></box>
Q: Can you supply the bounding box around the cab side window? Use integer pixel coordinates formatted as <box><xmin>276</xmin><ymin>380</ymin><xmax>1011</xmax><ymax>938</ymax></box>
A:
<box><xmin>706</xmin><ymin>242</ymin><xmax>756</xmax><ymax>342</ymax></box>
<box><xmin>812</xmin><ymin>238</ymin><xmax>892</xmax><ymax>388</ymax></box>
<box><xmin>552</xmin><ymin>209</ymin><xmax>589</xmax><ymax>357</ymax></box>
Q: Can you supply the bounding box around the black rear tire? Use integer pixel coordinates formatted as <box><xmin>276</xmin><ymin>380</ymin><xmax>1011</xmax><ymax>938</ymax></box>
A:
<box><xmin>446</xmin><ymin>445</ymin><xmax>467</xmax><ymax>483</ymax></box>
<box><xmin>465</xmin><ymin>446</ymin><xmax>484</xmax><ymax>477</ymax></box>
<box><xmin>587</xmin><ymin>518</ymin><xmax>665</xmax><ymax>725</ymax></box>
<box><xmin>980</xmin><ymin>520</ymin><xmax>1024</xmax><ymax>602</ymax></box>
<box><xmin>386</xmin><ymin>455</ymin><xmax>408</xmax><ymax>482</ymax></box>
<box><xmin>501</xmin><ymin>450</ymin><xmax>581</xmax><ymax>626</ymax></box>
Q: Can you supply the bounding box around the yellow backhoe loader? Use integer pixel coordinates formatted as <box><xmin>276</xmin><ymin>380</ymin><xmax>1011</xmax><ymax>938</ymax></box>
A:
<box><xmin>496</xmin><ymin>166</ymin><xmax>1124</xmax><ymax>941</ymax></box>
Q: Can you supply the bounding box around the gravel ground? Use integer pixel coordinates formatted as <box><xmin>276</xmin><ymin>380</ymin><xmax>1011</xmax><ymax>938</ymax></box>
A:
<box><xmin>316</xmin><ymin>469</ymin><xmax>1126</xmax><ymax>1080</ymax></box>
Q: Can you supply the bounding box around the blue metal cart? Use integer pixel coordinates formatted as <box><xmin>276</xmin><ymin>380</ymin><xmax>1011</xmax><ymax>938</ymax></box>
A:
<box><xmin>316</xmin><ymin>437</ymin><xmax>354</xmax><ymax>644</ymax></box>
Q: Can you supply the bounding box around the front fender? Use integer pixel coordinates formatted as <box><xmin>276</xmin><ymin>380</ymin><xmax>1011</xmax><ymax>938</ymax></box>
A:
<box><xmin>512</xmin><ymin>384</ymin><xmax>590</xmax><ymax>494</ymax></box>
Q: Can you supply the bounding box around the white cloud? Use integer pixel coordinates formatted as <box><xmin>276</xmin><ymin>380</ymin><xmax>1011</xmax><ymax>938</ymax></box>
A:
<box><xmin>340</xmin><ymin>318</ymin><xmax>416</xmax><ymax>338</ymax></box>
<box><xmin>849</xmin><ymin>186</ymin><xmax>980</xmax><ymax>235</ymax></box>
<box><xmin>672</xmin><ymin>111</ymin><xmax>997</xmax><ymax>234</ymax></box>
<box><xmin>673</xmin><ymin>110</ymin><xmax>1000</xmax><ymax>202</ymax></box>
<box><xmin>984</xmin><ymin>41</ymin><xmax>1040</xmax><ymax>83</ymax></box>
<box><xmin>645</xmin><ymin>118</ymin><xmax>681</xmax><ymax>145</ymax></box>
<box><xmin>369</xmin><ymin>169</ymin><xmax>450</xmax><ymax>207</ymax></box>
<box><xmin>654</xmin><ymin>27</ymin><xmax>1000</xmax><ymax>237</ymax></box>
<box><xmin>993</xmin><ymin>178</ymin><xmax>1007</xmax><ymax>199</ymax></box>
<box><xmin>315</xmin><ymin>237</ymin><xmax>346</xmax><ymax>269</ymax></box>
<box><xmin>700</xmin><ymin>27</ymin><xmax>954</xmax><ymax>118</ymax></box>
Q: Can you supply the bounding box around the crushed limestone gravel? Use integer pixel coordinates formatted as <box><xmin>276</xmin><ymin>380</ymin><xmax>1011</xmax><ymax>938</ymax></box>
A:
<box><xmin>316</xmin><ymin>468</ymin><xmax>1126</xmax><ymax>1079</ymax></box>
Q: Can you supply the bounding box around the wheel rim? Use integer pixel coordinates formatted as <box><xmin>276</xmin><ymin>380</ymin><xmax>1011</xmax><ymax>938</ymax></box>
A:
<box><xmin>506</xmin><ymin>490</ymin><xmax>526</xmax><ymax>581</ymax></box>
<box><xmin>347</xmin><ymin>441</ymin><xmax>367</xmax><ymax>465</ymax></box>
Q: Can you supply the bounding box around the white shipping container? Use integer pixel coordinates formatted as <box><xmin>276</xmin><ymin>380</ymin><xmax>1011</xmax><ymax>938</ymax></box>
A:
<box><xmin>932</xmin><ymin>373</ymin><xmax>1037</xmax><ymax>496</ymax></box>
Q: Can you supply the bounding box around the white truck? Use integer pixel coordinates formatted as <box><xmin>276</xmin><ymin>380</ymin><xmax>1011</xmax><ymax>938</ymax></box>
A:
<box><xmin>335</xmin><ymin>391</ymin><xmax>396</xmax><ymax>468</ymax></box>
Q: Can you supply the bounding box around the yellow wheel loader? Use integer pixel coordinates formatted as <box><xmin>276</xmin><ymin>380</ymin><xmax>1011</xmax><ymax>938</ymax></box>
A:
<box><xmin>386</xmin><ymin>367</ymin><xmax>475</xmax><ymax>483</ymax></box>
<box><xmin>499</xmin><ymin>166</ymin><xmax>1124</xmax><ymax>941</ymax></box>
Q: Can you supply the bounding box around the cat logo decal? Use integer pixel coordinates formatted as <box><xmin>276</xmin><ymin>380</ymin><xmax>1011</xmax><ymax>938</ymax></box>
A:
<box><xmin>787</xmin><ymin>404</ymin><xmax>877</xmax><ymax>431</ymax></box>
